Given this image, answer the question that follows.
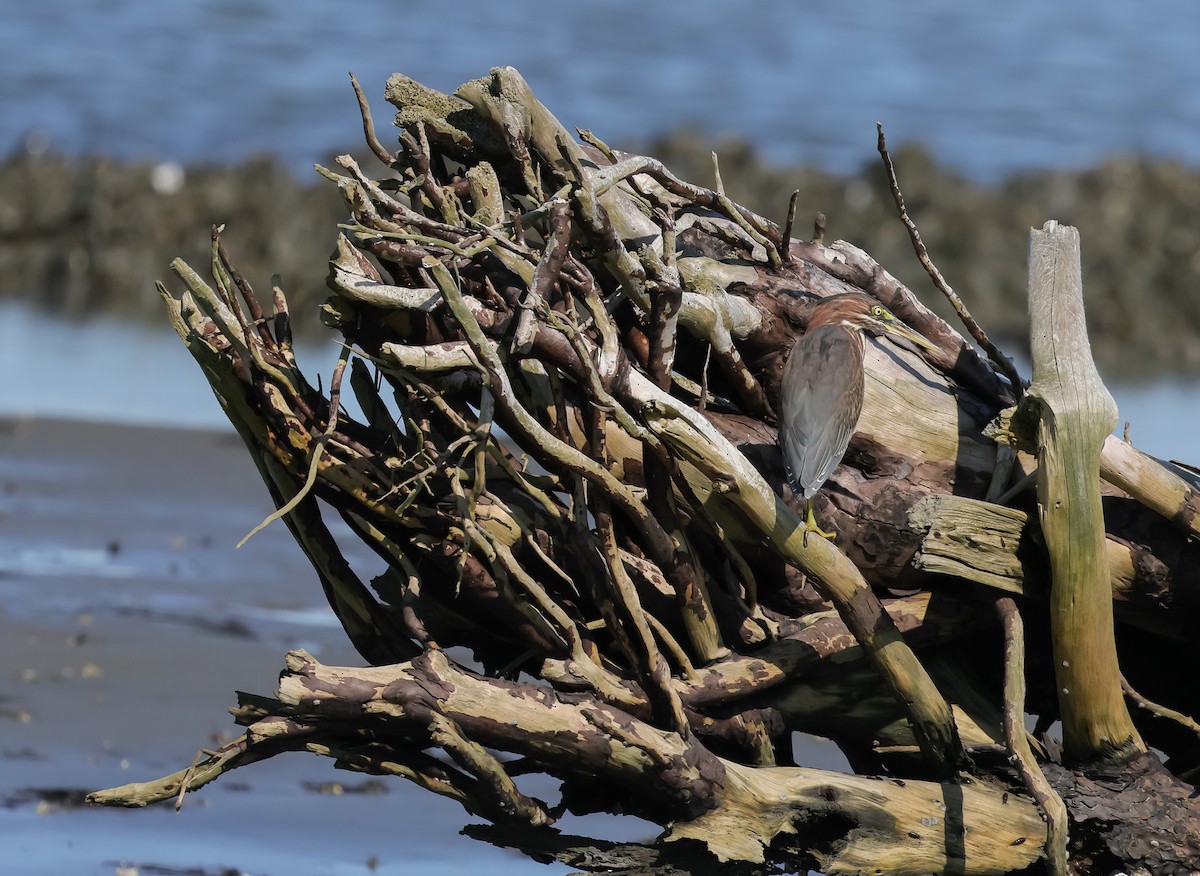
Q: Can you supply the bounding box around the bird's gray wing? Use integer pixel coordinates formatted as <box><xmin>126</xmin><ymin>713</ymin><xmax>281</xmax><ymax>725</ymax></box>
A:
<box><xmin>779</xmin><ymin>325</ymin><xmax>865</xmax><ymax>499</ymax></box>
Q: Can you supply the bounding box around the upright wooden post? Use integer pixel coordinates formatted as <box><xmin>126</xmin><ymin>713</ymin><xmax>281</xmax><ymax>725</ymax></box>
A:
<box><xmin>1025</xmin><ymin>221</ymin><xmax>1143</xmax><ymax>763</ymax></box>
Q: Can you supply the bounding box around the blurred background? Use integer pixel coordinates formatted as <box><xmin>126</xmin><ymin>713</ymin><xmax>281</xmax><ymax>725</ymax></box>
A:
<box><xmin>5</xmin><ymin>0</ymin><xmax>1200</xmax><ymax>425</ymax></box>
<box><xmin>4</xmin><ymin>0</ymin><xmax>1200</xmax><ymax>437</ymax></box>
<box><xmin>2</xmin><ymin>2</ymin><xmax>1199</xmax><ymax>874</ymax></box>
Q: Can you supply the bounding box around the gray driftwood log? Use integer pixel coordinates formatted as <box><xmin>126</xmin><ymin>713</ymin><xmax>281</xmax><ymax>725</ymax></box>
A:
<box><xmin>89</xmin><ymin>68</ymin><xmax>1200</xmax><ymax>874</ymax></box>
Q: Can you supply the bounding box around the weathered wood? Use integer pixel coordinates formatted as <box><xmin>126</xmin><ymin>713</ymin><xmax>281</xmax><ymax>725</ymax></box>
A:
<box><xmin>909</xmin><ymin>495</ymin><xmax>1029</xmax><ymax>593</ymax></box>
<box><xmin>1023</xmin><ymin>220</ymin><xmax>1143</xmax><ymax>763</ymax></box>
<box><xmin>997</xmin><ymin>596</ymin><xmax>1068</xmax><ymax>875</ymax></box>
<box><xmin>101</xmin><ymin>648</ymin><xmax>1046</xmax><ymax>874</ymax></box>
<box><xmin>89</xmin><ymin>67</ymin><xmax>1200</xmax><ymax>874</ymax></box>
<box><xmin>1101</xmin><ymin>433</ymin><xmax>1200</xmax><ymax>538</ymax></box>
<box><xmin>638</xmin><ymin>377</ymin><xmax>963</xmax><ymax>775</ymax></box>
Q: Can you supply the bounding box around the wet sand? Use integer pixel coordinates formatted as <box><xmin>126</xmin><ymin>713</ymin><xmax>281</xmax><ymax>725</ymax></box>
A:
<box><xmin>0</xmin><ymin>416</ymin><xmax>581</xmax><ymax>875</ymax></box>
<box><xmin>0</xmin><ymin>415</ymin><xmax>854</xmax><ymax>874</ymax></box>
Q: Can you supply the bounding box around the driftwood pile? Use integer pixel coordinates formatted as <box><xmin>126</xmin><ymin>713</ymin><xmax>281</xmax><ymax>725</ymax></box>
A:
<box><xmin>90</xmin><ymin>68</ymin><xmax>1200</xmax><ymax>874</ymax></box>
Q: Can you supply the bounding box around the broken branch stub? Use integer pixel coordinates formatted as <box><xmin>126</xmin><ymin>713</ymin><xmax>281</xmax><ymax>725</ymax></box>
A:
<box><xmin>1023</xmin><ymin>221</ymin><xmax>1144</xmax><ymax>764</ymax></box>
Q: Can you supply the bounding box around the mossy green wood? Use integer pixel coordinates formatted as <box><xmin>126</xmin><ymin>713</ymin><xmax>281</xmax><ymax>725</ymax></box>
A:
<box><xmin>1025</xmin><ymin>221</ymin><xmax>1143</xmax><ymax>762</ymax></box>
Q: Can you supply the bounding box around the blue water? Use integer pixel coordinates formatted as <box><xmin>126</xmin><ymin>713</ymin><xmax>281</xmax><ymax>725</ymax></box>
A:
<box><xmin>3</xmin><ymin>0</ymin><xmax>1199</xmax><ymax>182</ymax></box>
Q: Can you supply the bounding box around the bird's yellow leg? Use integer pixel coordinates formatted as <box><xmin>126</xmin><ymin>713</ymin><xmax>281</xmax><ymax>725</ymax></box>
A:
<box><xmin>802</xmin><ymin>499</ymin><xmax>837</xmax><ymax>548</ymax></box>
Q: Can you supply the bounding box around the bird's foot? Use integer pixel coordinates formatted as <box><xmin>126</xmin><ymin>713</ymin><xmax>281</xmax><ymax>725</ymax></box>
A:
<box><xmin>802</xmin><ymin>506</ymin><xmax>837</xmax><ymax>548</ymax></box>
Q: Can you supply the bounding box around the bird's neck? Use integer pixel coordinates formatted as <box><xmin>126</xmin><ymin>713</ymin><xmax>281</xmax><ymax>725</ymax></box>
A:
<box><xmin>807</xmin><ymin>312</ymin><xmax>862</xmax><ymax>334</ymax></box>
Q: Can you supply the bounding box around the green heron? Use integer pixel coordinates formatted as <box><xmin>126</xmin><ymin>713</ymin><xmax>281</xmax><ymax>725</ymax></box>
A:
<box><xmin>779</xmin><ymin>292</ymin><xmax>938</xmax><ymax>545</ymax></box>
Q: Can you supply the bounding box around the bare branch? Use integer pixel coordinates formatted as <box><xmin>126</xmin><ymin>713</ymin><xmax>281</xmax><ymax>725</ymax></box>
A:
<box><xmin>876</xmin><ymin>123</ymin><xmax>1025</xmax><ymax>401</ymax></box>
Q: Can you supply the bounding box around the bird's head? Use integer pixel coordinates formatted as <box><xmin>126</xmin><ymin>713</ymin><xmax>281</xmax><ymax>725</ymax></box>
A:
<box><xmin>808</xmin><ymin>292</ymin><xmax>938</xmax><ymax>354</ymax></box>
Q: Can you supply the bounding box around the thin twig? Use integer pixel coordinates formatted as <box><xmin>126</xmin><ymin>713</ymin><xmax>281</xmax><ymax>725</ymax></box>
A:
<box><xmin>781</xmin><ymin>190</ymin><xmax>800</xmax><ymax>264</ymax></box>
<box><xmin>349</xmin><ymin>71</ymin><xmax>396</xmax><ymax>168</ymax></box>
<box><xmin>513</xmin><ymin>198</ymin><xmax>572</xmax><ymax>354</ymax></box>
<box><xmin>877</xmin><ymin>123</ymin><xmax>1025</xmax><ymax>401</ymax></box>
<box><xmin>588</xmin><ymin>152</ymin><xmax>787</xmax><ymax>270</ymax></box>
<box><xmin>995</xmin><ymin>596</ymin><xmax>1068</xmax><ymax>875</ymax></box>
<box><xmin>175</xmin><ymin>746</ymin><xmax>215</xmax><ymax>811</ymax></box>
<box><xmin>237</xmin><ymin>346</ymin><xmax>351</xmax><ymax>547</ymax></box>
<box><xmin>215</xmin><ymin>235</ymin><xmax>273</xmax><ymax>346</ymax></box>
<box><xmin>712</xmin><ymin>152</ymin><xmax>782</xmax><ymax>267</ymax></box>
<box><xmin>577</xmin><ymin>128</ymin><xmax>618</xmax><ymax>163</ymax></box>
<box><xmin>1122</xmin><ymin>674</ymin><xmax>1200</xmax><ymax>740</ymax></box>
<box><xmin>644</xmin><ymin>611</ymin><xmax>698</xmax><ymax>681</ymax></box>
<box><xmin>400</xmin><ymin>126</ymin><xmax>456</xmax><ymax>225</ymax></box>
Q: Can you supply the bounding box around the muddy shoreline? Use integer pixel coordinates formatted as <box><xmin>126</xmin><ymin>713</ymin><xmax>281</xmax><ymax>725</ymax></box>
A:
<box><xmin>0</xmin><ymin>416</ymin><xmax>585</xmax><ymax>874</ymax></box>
<box><xmin>1</xmin><ymin>415</ymin><xmax>856</xmax><ymax>872</ymax></box>
<box><xmin>4</xmin><ymin>134</ymin><xmax>1199</xmax><ymax>379</ymax></box>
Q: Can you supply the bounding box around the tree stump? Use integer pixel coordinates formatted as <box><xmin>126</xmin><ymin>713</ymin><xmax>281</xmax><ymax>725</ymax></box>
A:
<box><xmin>89</xmin><ymin>67</ymin><xmax>1200</xmax><ymax>875</ymax></box>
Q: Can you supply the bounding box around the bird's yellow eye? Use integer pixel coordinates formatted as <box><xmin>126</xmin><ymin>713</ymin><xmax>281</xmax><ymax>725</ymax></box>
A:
<box><xmin>871</xmin><ymin>305</ymin><xmax>889</xmax><ymax>320</ymax></box>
